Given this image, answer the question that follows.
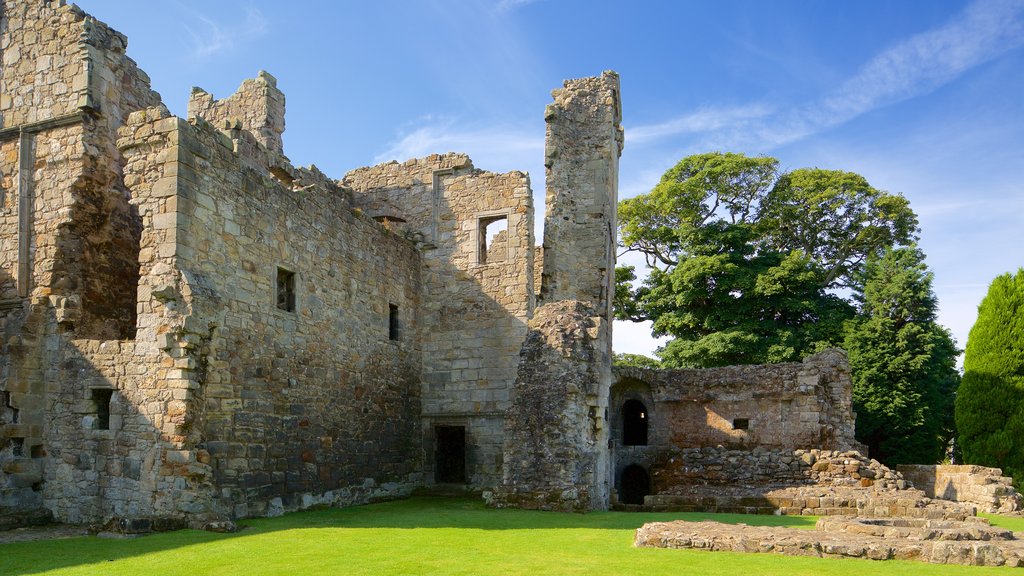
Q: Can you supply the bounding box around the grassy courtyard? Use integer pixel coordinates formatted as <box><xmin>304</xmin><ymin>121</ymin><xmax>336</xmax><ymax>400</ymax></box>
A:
<box><xmin>1</xmin><ymin>497</ymin><xmax>1020</xmax><ymax>575</ymax></box>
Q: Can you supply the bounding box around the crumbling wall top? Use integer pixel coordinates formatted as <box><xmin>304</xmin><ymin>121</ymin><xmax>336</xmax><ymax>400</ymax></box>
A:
<box><xmin>187</xmin><ymin>70</ymin><xmax>285</xmax><ymax>156</ymax></box>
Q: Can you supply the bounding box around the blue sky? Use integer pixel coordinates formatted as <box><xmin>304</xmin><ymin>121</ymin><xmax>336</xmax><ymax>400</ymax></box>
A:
<box><xmin>83</xmin><ymin>0</ymin><xmax>1024</xmax><ymax>360</ymax></box>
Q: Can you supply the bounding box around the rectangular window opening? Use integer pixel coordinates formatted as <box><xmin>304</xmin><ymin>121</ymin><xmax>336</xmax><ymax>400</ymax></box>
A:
<box><xmin>388</xmin><ymin>303</ymin><xmax>400</xmax><ymax>341</ymax></box>
<box><xmin>732</xmin><ymin>418</ymin><xmax>749</xmax><ymax>431</ymax></box>
<box><xmin>276</xmin><ymin>267</ymin><xmax>296</xmax><ymax>312</ymax></box>
<box><xmin>91</xmin><ymin>388</ymin><xmax>113</xmax><ymax>431</ymax></box>
<box><xmin>477</xmin><ymin>215</ymin><xmax>508</xmax><ymax>264</ymax></box>
<box><xmin>11</xmin><ymin>437</ymin><xmax>24</xmax><ymax>457</ymax></box>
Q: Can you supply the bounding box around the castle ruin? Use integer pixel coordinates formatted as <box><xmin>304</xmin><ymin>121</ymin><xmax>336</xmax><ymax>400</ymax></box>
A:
<box><xmin>0</xmin><ymin>0</ymin><xmax>911</xmax><ymax>530</ymax></box>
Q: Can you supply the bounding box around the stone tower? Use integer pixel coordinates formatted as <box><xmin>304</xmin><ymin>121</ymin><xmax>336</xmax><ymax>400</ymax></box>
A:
<box><xmin>488</xmin><ymin>72</ymin><xmax>622</xmax><ymax>511</ymax></box>
<box><xmin>540</xmin><ymin>71</ymin><xmax>622</xmax><ymax>318</ymax></box>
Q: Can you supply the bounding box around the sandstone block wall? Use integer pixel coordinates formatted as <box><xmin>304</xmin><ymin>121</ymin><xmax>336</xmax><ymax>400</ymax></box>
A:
<box><xmin>119</xmin><ymin>97</ymin><xmax>425</xmax><ymax>518</ymax></box>
<box><xmin>344</xmin><ymin>154</ymin><xmax>534</xmax><ymax>489</ymax></box>
<box><xmin>650</xmin><ymin>447</ymin><xmax>909</xmax><ymax>493</ymax></box>
<box><xmin>0</xmin><ymin>0</ymin><xmax>161</xmax><ymax>524</ymax></box>
<box><xmin>610</xmin><ymin>350</ymin><xmax>862</xmax><ymax>505</ymax></box>
<box><xmin>612</xmin><ymin>349</ymin><xmax>859</xmax><ymax>453</ymax></box>
<box><xmin>489</xmin><ymin>73</ymin><xmax>622</xmax><ymax>510</ymax></box>
<box><xmin>187</xmin><ymin>71</ymin><xmax>285</xmax><ymax>157</ymax></box>
<box><xmin>540</xmin><ymin>71</ymin><xmax>622</xmax><ymax>320</ymax></box>
<box><xmin>896</xmin><ymin>465</ymin><xmax>1022</xmax><ymax>514</ymax></box>
<box><xmin>486</xmin><ymin>301</ymin><xmax>606</xmax><ymax>511</ymax></box>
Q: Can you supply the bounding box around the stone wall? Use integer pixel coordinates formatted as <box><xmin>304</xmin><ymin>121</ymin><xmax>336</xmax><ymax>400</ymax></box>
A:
<box><xmin>0</xmin><ymin>0</ymin><xmax>161</xmax><ymax>526</ymax></box>
<box><xmin>612</xmin><ymin>349</ymin><xmax>859</xmax><ymax>453</ymax></box>
<box><xmin>344</xmin><ymin>154</ymin><xmax>534</xmax><ymax>489</ymax></box>
<box><xmin>118</xmin><ymin>98</ymin><xmax>425</xmax><ymax>519</ymax></box>
<box><xmin>896</xmin><ymin>465</ymin><xmax>1022</xmax><ymax>514</ymax></box>
<box><xmin>187</xmin><ymin>72</ymin><xmax>285</xmax><ymax>157</ymax></box>
<box><xmin>485</xmin><ymin>301</ymin><xmax>607</xmax><ymax>511</ymax></box>
<box><xmin>487</xmin><ymin>72</ymin><xmax>622</xmax><ymax>511</ymax></box>
<box><xmin>650</xmin><ymin>447</ymin><xmax>909</xmax><ymax>493</ymax></box>
<box><xmin>539</xmin><ymin>71</ymin><xmax>622</xmax><ymax>319</ymax></box>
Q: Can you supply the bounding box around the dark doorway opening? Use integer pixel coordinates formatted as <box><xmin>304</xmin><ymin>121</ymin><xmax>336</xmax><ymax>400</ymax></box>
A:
<box><xmin>619</xmin><ymin>464</ymin><xmax>650</xmax><ymax>505</ymax></box>
<box><xmin>622</xmin><ymin>399</ymin><xmax>648</xmax><ymax>446</ymax></box>
<box><xmin>435</xmin><ymin>426</ymin><xmax>466</xmax><ymax>484</ymax></box>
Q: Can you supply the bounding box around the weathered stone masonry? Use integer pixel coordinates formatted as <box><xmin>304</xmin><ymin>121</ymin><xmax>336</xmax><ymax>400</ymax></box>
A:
<box><xmin>0</xmin><ymin>0</ymin><xmax>628</xmax><ymax>526</ymax></box>
<box><xmin>1</xmin><ymin>0</ymin><xmax>939</xmax><ymax>531</ymax></box>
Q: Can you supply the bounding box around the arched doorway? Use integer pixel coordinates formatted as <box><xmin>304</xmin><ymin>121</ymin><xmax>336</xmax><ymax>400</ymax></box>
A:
<box><xmin>622</xmin><ymin>399</ymin><xmax>648</xmax><ymax>446</ymax></box>
<box><xmin>619</xmin><ymin>464</ymin><xmax>650</xmax><ymax>505</ymax></box>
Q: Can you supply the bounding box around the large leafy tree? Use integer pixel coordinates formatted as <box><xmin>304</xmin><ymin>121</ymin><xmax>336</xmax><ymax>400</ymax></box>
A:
<box><xmin>844</xmin><ymin>246</ymin><xmax>959</xmax><ymax>464</ymax></box>
<box><xmin>617</xmin><ymin>152</ymin><xmax>918</xmax><ymax>368</ymax></box>
<box><xmin>955</xmin><ymin>270</ymin><xmax>1024</xmax><ymax>483</ymax></box>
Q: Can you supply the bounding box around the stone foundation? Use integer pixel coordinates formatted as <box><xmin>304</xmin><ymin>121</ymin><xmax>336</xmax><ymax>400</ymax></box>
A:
<box><xmin>636</xmin><ymin>516</ymin><xmax>1024</xmax><ymax>567</ymax></box>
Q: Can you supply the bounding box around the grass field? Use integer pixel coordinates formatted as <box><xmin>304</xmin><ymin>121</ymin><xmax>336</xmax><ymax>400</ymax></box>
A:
<box><xmin>1</xmin><ymin>497</ymin><xmax>1019</xmax><ymax>575</ymax></box>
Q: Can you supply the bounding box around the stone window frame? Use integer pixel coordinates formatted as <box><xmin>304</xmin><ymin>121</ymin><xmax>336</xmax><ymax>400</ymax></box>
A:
<box><xmin>472</xmin><ymin>209</ymin><xmax>512</xmax><ymax>266</ymax></box>
<box><xmin>275</xmin><ymin>265</ymin><xmax>297</xmax><ymax>313</ymax></box>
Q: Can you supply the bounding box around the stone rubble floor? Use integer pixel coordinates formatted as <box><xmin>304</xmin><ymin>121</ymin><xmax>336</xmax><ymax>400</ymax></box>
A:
<box><xmin>635</xmin><ymin>516</ymin><xmax>1024</xmax><ymax>567</ymax></box>
<box><xmin>0</xmin><ymin>523</ymin><xmax>90</xmax><ymax>545</ymax></box>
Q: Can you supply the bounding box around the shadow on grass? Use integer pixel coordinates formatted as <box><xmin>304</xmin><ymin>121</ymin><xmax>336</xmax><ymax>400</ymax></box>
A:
<box><xmin>0</xmin><ymin>496</ymin><xmax>818</xmax><ymax>576</ymax></box>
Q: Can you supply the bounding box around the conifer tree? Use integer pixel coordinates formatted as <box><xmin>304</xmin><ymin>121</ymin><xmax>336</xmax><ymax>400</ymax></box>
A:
<box><xmin>844</xmin><ymin>246</ymin><xmax>959</xmax><ymax>464</ymax></box>
<box><xmin>955</xmin><ymin>269</ymin><xmax>1024</xmax><ymax>483</ymax></box>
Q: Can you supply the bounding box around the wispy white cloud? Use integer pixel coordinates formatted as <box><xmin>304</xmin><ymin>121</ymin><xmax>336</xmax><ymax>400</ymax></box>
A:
<box><xmin>374</xmin><ymin>117</ymin><xmax>543</xmax><ymax>170</ymax></box>
<box><xmin>182</xmin><ymin>5</ymin><xmax>268</xmax><ymax>60</ymax></box>
<box><xmin>627</xmin><ymin>104</ymin><xmax>773</xmax><ymax>145</ymax></box>
<box><xmin>627</xmin><ymin>0</ymin><xmax>1024</xmax><ymax>151</ymax></box>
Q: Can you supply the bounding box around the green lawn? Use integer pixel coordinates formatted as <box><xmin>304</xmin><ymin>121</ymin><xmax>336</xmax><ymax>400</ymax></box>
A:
<box><xmin>0</xmin><ymin>497</ymin><xmax>1019</xmax><ymax>575</ymax></box>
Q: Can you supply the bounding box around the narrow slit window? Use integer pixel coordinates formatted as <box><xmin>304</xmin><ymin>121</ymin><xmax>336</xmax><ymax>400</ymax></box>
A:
<box><xmin>478</xmin><ymin>216</ymin><xmax>508</xmax><ymax>264</ymax></box>
<box><xmin>389</xmin><ymin>303</ymin><xmax>400</xmax><ymax>341</ymax></box>
<box><xmin>2</xmin><ymin>391</ymin><xmax>18</xmax><ymax>424</ymax></box>
<box><xmin>276</xmin><ymin>267</ymin><xmax>295</xmax><ymax>312</ymax></box>
<box><xmin>732</xmin><ymin>418</ymin><xmax>749</xmax><ymax>430</ymax></box>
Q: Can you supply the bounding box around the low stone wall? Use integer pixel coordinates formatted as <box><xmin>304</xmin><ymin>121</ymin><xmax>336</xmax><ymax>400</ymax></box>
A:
<box><xmin>635</xmin><ymin>516</ymin><xmax>1024</xmax><ymax>567</ymax></box>
<box><xmin>651</xmin><ymin>447</ymin><xmax>909</xmax><ymax>493</ymax></box>
<box><xmin>896</xmin><ymin>465</ymin><xmax>1022</xmax><ymax>514</ymax></box>
<box><xmin>636</xmin><ymin>447</ymin><xmax>978</xmax><ymax>520</ymax></box>
<box><xmin>645</xmin><ymin>486</ymin><xmax>972</xmax><ymax>520</ymax></box>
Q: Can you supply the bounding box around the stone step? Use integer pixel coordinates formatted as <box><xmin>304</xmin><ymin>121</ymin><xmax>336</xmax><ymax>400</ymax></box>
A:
<box><xmin>643</xmin><ymin>491</ymin><xmax>971</xmax><ymax>520</ymax></box>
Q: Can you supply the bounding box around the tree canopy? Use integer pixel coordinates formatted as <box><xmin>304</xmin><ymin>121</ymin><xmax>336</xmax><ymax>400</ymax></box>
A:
<box><xmin>616</xmin><ymin>152</ymin><xmax>918</xmax><ymax>368</ymax></box>
<box><xmin>845</xmin><ymin>246</ymin><xmax>959</xmax><ymax>464</ymax></box>
<box><xmin>955</xmin><ymin>269</ymin><xmax>1024</xmax><ymax>483</ymax></box>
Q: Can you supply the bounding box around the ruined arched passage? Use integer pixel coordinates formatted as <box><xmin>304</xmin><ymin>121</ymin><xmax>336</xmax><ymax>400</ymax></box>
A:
<box><xmin>619</xmin><ymin>464</ymin><xmax>651</xmax><ymax>505</ymax></box>
<box><xmin>622</xmin><ymin>399</ymin><xmax>648</xmax><ymax>446</ymax></box>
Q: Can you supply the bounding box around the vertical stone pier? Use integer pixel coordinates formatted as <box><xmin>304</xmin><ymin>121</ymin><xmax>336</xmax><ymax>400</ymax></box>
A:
<box><xmin>488</xmin><ymin>72</ymin><xmax>622</xmax><ymax>511</ymax></box>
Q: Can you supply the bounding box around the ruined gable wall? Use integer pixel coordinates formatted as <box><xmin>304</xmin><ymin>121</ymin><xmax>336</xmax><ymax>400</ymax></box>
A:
<box><xmin>345</xmin><ymin>155</ymin><xmax>533</xmax><ymax>489</ymax></box>
<box><xmin>119</xmin><ymin>102</ymin><xmax>424</xmax><ymax>519</ymax></box>
<box><xmin>0</xmin><ymin>0</ymin><xmax>160</xmax><ymax>337</ymax></box>
<box><xmin>0</xmin><ymin>0</ymin><xmax>161</xmax><ymax>524</ymax></box>
<box><xmin>612</xmin><ymin>350</ymin><xmax>861</xmax><ymax>453</ymax></box>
